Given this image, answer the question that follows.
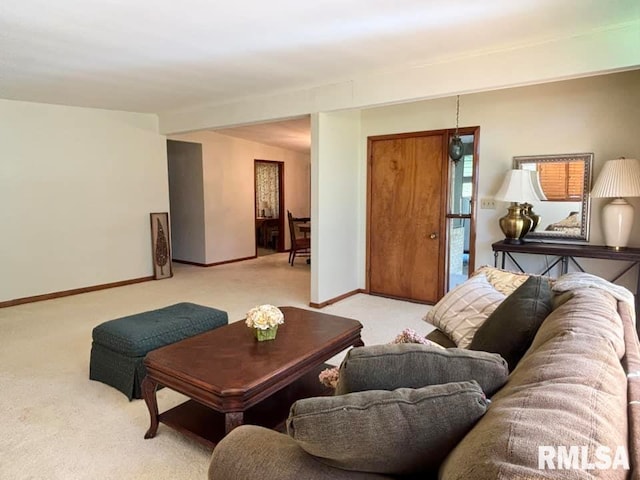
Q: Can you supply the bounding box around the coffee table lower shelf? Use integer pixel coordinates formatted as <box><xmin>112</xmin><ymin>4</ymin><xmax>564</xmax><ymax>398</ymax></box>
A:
<box><xmin>157</xmin><ymin>363</ymin><xmax>334</xmax><ymax>448</ymax></box>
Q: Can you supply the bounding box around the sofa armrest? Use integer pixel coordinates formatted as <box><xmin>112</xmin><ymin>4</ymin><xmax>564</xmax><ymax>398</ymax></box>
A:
<box><xmin>425</xmin><ymin>329</ymin><xmax>456</xmax><ymax>348</ymax></box>
<box><xmin>209</xmin><ymin>425</ymin><xmax>392</xmax><ymax>480</ymax></box>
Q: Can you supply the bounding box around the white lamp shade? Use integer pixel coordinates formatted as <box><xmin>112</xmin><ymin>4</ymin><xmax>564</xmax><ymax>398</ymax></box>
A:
<box><xmin>591</xmin><ymin>158</ymin><xmax>640</xmax><ymax>198</ymax></box>
<box><xmin>494</xmin><ymin>169</ymin><xmax>541</xmax><ymax>203</ymax></box>
<box><xmin>529</xmin><ymin>170</ymin><xmax>547</xmax><ymax>201</ymax></box>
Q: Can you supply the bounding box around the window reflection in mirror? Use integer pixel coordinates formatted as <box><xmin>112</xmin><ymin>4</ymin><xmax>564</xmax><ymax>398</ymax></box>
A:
<box><xmin>531</xmin><ymin>161</ymin><xmax>585</xmax><ymax>201</ymax></box>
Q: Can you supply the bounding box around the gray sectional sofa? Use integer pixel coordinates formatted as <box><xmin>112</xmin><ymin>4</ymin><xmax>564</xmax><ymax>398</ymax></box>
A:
<box><xmin>208</xmin><ymin>278</ymin><xmax>640</xmax><ymax>479</ymax></box>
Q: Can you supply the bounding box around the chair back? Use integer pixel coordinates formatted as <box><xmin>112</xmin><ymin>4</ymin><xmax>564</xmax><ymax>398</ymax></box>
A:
<box><xmin>287</xmin><ymin>210</ymin><xmax>298</xmax><ymax>247</ymax></box>
<box><xmin>287</xmin><ymin>210</ymin><xmax>311</xmax><ymax>265</ymax></box>
<box><xmin>288</xmin><ymin>211</ymin><xmax>311</xmax><ymax>243</ymax></box>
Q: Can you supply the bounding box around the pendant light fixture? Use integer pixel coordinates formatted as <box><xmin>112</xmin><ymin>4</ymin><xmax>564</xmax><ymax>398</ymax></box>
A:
<box><xmin>449</xmin><ymin>95</ymin><xmax>464</xmax><ymax>163</ymax></box>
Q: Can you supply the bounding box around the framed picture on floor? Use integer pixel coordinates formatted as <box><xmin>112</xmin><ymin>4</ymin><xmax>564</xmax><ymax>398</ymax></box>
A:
<box><xmin>150</xmin><ymin>212</ymin><xmax>172</xmax><ymax>280</ymax></box>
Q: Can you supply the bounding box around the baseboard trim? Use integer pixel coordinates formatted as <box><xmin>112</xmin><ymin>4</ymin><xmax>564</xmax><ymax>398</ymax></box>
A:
<box><xmin>368</xmin><ymin>291</ymin><xmax>433</xmax><ymax>305</ymax></box>
<box><xmin>309</xmin><ymin>289</ymin><xmax>365</xmax><ymax>309</ymax></box>
<box><xmin>173</xmin><ymin>255</ymin><xmax>256</xmax><ymax>267</ymax></box>
<box><xmin>0</xmin><ymin>276</ymin><xmax>155</xmax><ymax>308</ymax></box>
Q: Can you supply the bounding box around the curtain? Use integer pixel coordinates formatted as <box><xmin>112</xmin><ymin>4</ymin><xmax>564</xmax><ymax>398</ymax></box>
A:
<box><xmin>256</xmin><ymin>162</ymin><xmax>279</xmax><ymax>218</ymax></box>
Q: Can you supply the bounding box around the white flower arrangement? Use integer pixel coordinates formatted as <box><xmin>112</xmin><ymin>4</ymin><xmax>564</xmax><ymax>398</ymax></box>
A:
<box><xmin>245</xmin><ymin>304</ymin><xmax>284</xmax><ymax>330</ymax></box>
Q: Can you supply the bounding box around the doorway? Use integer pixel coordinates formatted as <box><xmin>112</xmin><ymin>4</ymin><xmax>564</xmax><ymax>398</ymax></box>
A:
<box><xmin>166</xmin><ymin>139</ymin><xmax>206</xmax><ymax>265</ymax></box>
<box><xmin>254</xmin><ymin>160</ymin><xmax>284</xmax><ymax>256</ymax></box>
<box><xmin>445</xmin><ymin>128</ymin><xmax>479</xmax><ymax>291</ymax></box>
<box><xmin>366</xmin><ymin>127</ymin><xmax>479</xmax><ymax>304</ymax></box>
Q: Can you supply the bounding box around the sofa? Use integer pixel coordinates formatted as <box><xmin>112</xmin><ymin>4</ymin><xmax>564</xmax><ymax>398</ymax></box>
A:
<box><xmin>208</xmin><ymin>271</ymin><xmax>640</xmax><ymax>479</ymax></box>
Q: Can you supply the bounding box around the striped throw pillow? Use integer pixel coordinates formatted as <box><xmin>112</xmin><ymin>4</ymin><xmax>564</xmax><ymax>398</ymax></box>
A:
<box><xmin>424</xmin><ymin>274</ymin><xmax>506</xmax><ymax>348</ymax></box>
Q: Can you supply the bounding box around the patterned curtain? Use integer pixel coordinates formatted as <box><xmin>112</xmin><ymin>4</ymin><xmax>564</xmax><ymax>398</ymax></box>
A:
<box><xmin>256</xmin><ymin>162</ymin><xmax>280</xmax><ymax>218</ymax></box>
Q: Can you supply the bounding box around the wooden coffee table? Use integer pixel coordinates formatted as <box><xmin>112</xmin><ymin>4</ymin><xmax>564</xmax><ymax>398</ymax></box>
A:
<box><xmin>141</xmin><ymin>306</ymin><xmax>363</xmax><ymax>448</ymax></box>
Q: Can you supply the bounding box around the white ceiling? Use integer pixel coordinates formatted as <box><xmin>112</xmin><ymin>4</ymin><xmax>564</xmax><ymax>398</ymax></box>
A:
<box><xmin>215</xmin><ymin>117</ymin><xmax>311</xmax><ymax>153</ymax></box>
<box><xmin>2</xmin><ymin>0</ymin><xmax>638</xmax><ymax>116</ymax></box>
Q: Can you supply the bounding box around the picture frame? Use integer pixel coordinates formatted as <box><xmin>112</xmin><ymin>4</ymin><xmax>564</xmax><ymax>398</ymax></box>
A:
<box><xmin>150</xmin><ymin>212</ymin><xmax>172</xmax><ymax>280</ymax></box>
<box><xmin>513</xmin><ymin>153</ymin><xmax>593</xmax><ymax>242</ymax></box>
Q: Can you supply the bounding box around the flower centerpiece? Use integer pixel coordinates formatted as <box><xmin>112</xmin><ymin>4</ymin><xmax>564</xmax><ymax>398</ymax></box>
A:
<box><xmin>245</xmin><ymin>304</ymin><xmax>284</xmax><ymax>341</ymax></box>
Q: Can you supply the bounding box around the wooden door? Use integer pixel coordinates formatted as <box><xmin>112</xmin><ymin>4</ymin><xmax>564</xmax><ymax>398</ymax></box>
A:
<box><xmin>367</xmin><ymin>132</ymin><xmax>447</xmax><ymax>303</ymax></box>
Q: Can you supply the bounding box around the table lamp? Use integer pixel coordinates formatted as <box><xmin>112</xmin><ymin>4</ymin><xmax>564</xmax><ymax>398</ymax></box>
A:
<box><xmin>590</xmin><ymin>157</ymin><xmax>640</xmax><ymax>250</ymax></box>
<box><xmin>494</xmin><ymin>169</ymin><xmax>542</xmax><ymax>244</ymax></box>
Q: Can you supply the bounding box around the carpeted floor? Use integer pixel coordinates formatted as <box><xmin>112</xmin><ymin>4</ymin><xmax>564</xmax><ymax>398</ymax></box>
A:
<box><xmin>0</xmin><ymin>253</ymin><xmax>433</xmax><ymax>480</ymax></box>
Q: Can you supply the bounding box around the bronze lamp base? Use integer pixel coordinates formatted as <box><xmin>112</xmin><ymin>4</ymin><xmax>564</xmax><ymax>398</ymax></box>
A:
<box><xmin>520</xmin><ymin>203</ymin><xmax>540</xmax><ymax>232</ymax></box>
<box><xmin>499</xmin><ymin>203</ymin><xmax>533</xmax><ymax>244</ymax></box>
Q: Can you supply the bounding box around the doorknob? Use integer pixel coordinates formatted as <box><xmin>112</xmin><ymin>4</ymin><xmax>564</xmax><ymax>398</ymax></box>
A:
<box><xmin>429</xmin><ymin>232</ymin><xmax>438</xmax><ymax>239</ymax></box>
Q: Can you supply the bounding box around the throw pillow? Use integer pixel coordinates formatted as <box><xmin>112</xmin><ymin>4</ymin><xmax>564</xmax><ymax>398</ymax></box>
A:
<box><xmin>424</xmin><ymin>273</ymin><xmax>506</xmax><ymax>348</ymax></box>
<box><xmin>334</xmin><ymin>343</ymin><xmax>508</xmax><ymax>396</ymax></box>
<box><xmin>319</xmin><ymin>328</ymin><xmax>444</xmax><ymax>389</ymax></box>
<box><xmin>287</xmin><ymin>381</ymin><xmax>487</xmax><ymax>475</ymax></box>
<box><xmin>472</xmin><ymin>265</ymin><xmax>530</xmax><ymax>296</ymax></box>
<box><xmin>469</xmin><ymin>275</ymin><xmax>554</xmax><ymax>371</ymax></box>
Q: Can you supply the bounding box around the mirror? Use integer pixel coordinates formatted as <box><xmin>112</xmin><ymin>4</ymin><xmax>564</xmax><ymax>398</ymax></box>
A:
<box><xmin>514</xmin><ymin>153</ymin><xmax>593</xmax><ymax>241</ymax></box>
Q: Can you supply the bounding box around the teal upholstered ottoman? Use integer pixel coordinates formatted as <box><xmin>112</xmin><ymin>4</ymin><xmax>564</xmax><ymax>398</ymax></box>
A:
<box><xmin>89</xmin><ymin>302</ymin><xmax>228</xmax><ymax>400</ymax></box>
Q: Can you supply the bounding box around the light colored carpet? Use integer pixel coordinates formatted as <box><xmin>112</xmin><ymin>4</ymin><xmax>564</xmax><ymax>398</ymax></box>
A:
<box><xmin>0</xmin><ymin>253</ymin><xmax>433</xmax><ymax>480</ymax></box>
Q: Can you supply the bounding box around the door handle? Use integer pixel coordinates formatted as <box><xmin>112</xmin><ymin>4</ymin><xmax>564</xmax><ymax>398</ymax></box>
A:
<box><xmin>429</xmin><ymin>232</ymin><xmax>438</xmax><ymax>239</ymax></box>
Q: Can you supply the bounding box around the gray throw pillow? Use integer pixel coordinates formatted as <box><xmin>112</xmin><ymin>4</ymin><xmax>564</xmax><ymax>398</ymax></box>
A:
<box><xmin>287</xmin><ymin>381</ymin><xmax>487</xmax><ymax>475</ymax></box>
<box><xmin>335</xmin><ymin>343</ymin><xmax>508</xmax><ymax>396</ymax></box>
<box><xmin>469</xmin><ymin>275</ymin><xmax>554</xmax><ymax>371</ymax></box>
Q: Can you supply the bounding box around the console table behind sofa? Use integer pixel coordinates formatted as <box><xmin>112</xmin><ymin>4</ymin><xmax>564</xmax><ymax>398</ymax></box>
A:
<box><xmin>492</xmin><ymin>240</ymin><xmax>640</xmax><ymax>326</ymax></box>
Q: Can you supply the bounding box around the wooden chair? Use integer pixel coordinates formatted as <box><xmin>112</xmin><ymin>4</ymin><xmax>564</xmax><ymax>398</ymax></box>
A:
<box><xmin>287</xmin><ymin>210</ymin><xmax>311</xmax><ymax>266</ymax></box>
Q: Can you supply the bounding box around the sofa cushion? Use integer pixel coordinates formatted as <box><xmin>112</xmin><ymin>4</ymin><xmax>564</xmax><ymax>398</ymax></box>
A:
<box><xmin>440</xmin><ymin>289</ymin><xmax>629</xmax><ymax>480</ymax></box>
<box><xmin>469</xmin><ymin>276</ymin><xmax>553</xmax><ymax>371</ymax></box>
<box><xmin>211</xmin><ymin>425</ymin><xmax>396</xmax><ymax>480</ymax></box>
<box><xmin>424</xmin><ymin>273</ymin><xmax>506</xmax><ymax>348</ymax></box>
<box><xmin>472</xmin><ymin>265</ymin><xmax>531</xmax><ymax>296</ymax></box>
<box><xmin>335</xmin><ymin>343</ymin><xmax>508</xmax><ymax>397</ymax></box>
<box><xmin>287</xmin><ymin>381</ymin><xmax>487</xmax><ymax>475</ymax></box>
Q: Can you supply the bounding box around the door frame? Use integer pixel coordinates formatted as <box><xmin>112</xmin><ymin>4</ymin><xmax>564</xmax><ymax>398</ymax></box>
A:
<box><xmin>445</xmin><ymin>126</ymin><xmax>480</xmax><ymax>291</ymax></box>
<box><xmin>254</xmin><ymin>159</ymin><xmax>285</xmax><ymax>253</ymax></box>
<box><xmin>365</xmin><ymin>127</ymin><xmax>480</xmax><ymax>303</ymax></box>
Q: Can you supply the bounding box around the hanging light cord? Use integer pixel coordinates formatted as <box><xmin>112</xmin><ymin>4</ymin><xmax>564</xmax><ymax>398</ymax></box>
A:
<box><xmin>455</xmin><ymin>95</ymin><xmax>460</xmax><ymax>136</ymax></box>
<box><xmin>448</xmin><ymin>95</ymin><xmax>464</xmax><ymax>162</ymax></box>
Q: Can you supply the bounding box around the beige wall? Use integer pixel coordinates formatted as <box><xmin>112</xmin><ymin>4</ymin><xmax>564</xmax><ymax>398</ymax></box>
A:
<box><xmin>2</xmin><ymin>71</ymin><xmax>637</xmax><ymax>304</ymax></box>
<box><xmin>359</xmin><ymin>70</ymin><xmax>640</xmax><ymax>290</ymax></box>
<box><xmin>0</xmin><ymin>99</ymin><xmax>168</xmax><ymax>303</ymax></box>
<box><xmin>168</xmin><ymin>130</ymin><xmax>310</xmax><ymax>264</ymax></box>
<box><xmin>311</xmin><ymin>111</ymin><xmax>362</xmax><ymax>304</ymax></box>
